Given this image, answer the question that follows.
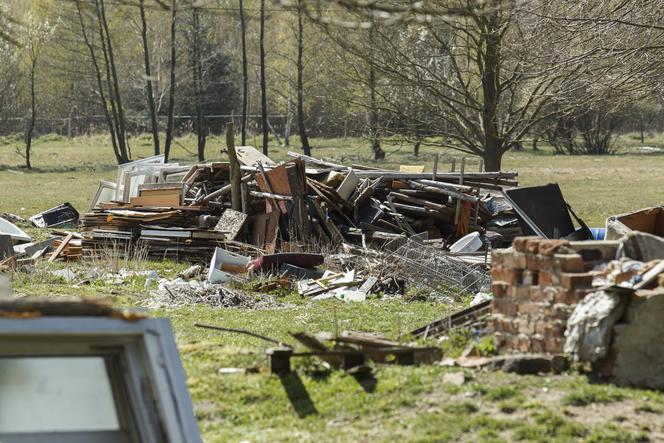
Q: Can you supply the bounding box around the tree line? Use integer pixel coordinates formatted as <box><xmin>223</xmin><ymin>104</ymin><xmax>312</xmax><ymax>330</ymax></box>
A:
<box><xmin>1</xmin><ymin>0</ymin><xmax>664</xmax><ymax>170</ymax></box>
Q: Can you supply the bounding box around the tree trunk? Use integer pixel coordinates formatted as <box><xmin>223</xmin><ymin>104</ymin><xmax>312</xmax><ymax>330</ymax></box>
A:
<box><xmin>192</xmin><ymin>5</ymin><xmax>205</xmax><ymax>161</ymax></box>
<box><xmin>368</xmin><ymin>26</ymin><xmax>384</xmax><ymax>160</ymax></box>
<box><xmin>98</xmin><ymin>0</ymin><xmax>130</xmax><ymax>162</ymax></box>
<box><xmin>296</xmin><ymin>0</ymin><xmax>311</xmax><ymax>156</ymax></box>
<box><xmin>25</xmin><ymin>60</ymin><xmax>36</xmax><ymax>170</ymax></box>
<box><xmin>284</xmin><ymin>92</ymin><xmax>292</xmax><ymax>147</ymax></box>
<box><xmin>139</xmin><ymin>0</ymin><xmax>160</xmax><ymax>155</ymax></box>
<box><xmin>76</xmin><ymin>0</ymin><xmax>122</xmax><ymax>164</ymax></box>
<box><xmin>480</xmin><ymin>5</ymin><xmax>503</xmax><ymax>172</ymax></box>
<box><xmin>483</xmin><ymin>143</ymin><xmax>503</xmax><ymax>172</ymax></box>
<box><xmin>259</xmin><ymin>0</ymin><xmax>269</xmax><ymax>155</ymax></box>
<box><xmin>532</xmin><ymin>136</ymin><xmax>539</xmax><ymax>151</ymax></box>
<box><xmin>239</xmin><ymin>0</ymin><xmax>248</xmax><ymax>146</ymax></box>
<box><xmin>164</xmin><ymin>0</ymin><xmax>177</xmax><ymax>162</ymax></box>
<box><xmin>413</xmin><ymin>140</ymin><xmax>420</xmax><ymax>157</ymax></box>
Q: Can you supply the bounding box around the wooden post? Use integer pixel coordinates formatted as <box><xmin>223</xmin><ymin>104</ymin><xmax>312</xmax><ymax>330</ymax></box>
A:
<box><xmin>478</xmin><ymin>159</ymin><xmax>484</xmax><ymax>172</ymax></box>
<box><xmin>226</xmin><ymin>122</ymin><xmax>242</xmax><ymax>211</ymax></box>
<box><xmin>286</xmin><ymin>163</ymin><xmax>309</xmax><ymax>241</ymax></box>
<box><xmin>267</xmin><ymin>347</ymin><xmax>293</xmax><ymax>374</ymax></box>
<box><xmin>240</xmin><ymin>182</ymin><xmax>250</xmax><ymax>213</ymax></box>
<box><xmin>432</xmin><ymin>153</ymin><xmax>439</xmax><ymax>181</ymax></box>
<box><xmin>451</xmin><ymin>158</ymin><xmax>456</xmax><ymax>172</ymax></box>
<box><xmin>454</xmin><ymin>157</ymin><xmax>466</xmax><ymax>226</ymax></box>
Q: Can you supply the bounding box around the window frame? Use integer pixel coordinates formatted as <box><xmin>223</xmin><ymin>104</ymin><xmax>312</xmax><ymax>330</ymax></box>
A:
<box><xmin>0</xmin><ymin>317</ymin><xmax>200</xmax><ymax>443</ymax></box>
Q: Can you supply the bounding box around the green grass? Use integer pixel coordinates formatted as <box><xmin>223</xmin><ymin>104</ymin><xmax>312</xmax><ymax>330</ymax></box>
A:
<box><xmin>3</xmin><ymin>132</ymin><xmax>664</xmax><ymax>441</ymax></box>
<box><xmin>562</xmin><ymin>383</ymin><xmax>626</xmax><ymax>407</ymax></box>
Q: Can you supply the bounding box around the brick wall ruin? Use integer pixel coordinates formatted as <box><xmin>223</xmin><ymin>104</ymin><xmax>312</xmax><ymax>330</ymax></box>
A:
<box><xmin>490</xmin><ymin>237</ymin><xmax>617</xmax><ymax>355</ymax></box>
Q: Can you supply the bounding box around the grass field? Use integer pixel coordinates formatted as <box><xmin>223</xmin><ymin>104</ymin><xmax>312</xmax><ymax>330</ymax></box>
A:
<box><xmin>2</xmin><ymin>132</ymin><xmax>664</xmax><ymax>442</ymax></box>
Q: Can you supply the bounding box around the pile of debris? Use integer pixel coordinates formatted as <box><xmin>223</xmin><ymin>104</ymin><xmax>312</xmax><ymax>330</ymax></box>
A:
<box><xmin>74</xmin><ymin>148</ymin><xmax>517</xmax><ymax>260</ymax></box>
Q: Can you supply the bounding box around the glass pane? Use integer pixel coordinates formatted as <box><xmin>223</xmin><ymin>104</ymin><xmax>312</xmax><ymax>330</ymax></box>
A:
<box><xmin>0</xmin><ymin>357</ymin><xmax>121</xmax><ymax>433</ymax></box>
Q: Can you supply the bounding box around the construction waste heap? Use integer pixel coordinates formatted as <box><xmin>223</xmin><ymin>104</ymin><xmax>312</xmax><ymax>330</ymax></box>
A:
<box><xmin>2</xmin><ymin>141</ymin><xmax>664</xmax><ymax>388</ymax></box>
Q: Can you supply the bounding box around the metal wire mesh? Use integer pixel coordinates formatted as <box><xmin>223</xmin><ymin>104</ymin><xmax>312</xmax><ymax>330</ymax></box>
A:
<box><xmin>381</xmin><ymin>238</ymin><xmax>491</xmax><ymax>300</ymax></box>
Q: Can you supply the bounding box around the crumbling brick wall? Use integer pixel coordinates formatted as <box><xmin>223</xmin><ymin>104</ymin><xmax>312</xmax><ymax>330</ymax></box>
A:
<box><xmin>490</xmin><ymin>237</ymin><xmax>603</xmax><ymax>354</ymax></box>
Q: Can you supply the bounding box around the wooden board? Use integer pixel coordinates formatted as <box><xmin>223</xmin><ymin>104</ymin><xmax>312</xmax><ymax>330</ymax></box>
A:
<box><xmin>214</xmin><ymin>209</ymin><xmax>248</xmax><ymax>240</ymax></box>
<box><xmin>236</xmin><ymin>146</ymin><xmax>276</xmax><ymax>167</ymax></box>
<box><xmin>399</xmin><ymin>165</ymin><xmax>425</xmax><ymax>173</ymax></box>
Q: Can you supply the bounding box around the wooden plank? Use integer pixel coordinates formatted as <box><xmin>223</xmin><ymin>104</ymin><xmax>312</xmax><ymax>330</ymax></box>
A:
<box><xmin>399</xmin><ymin>165</ymin><xmax>425</xmax><ymax>173</ymax></box>
<box><xmin>214</xmin><ymin>209</ymin><xmax>248</xmax><ymax>240</ymax></box>
<box><xmin>310</xmin><ymin>199</ymin><xmax>344</xmax><ymax>244</ymax></box>
<box><xmin>336</xmin><ymin>170</ymin><xmax>360</xmax><ymax>200</ymax></box>
<box><xmin>235</xmin><ymin>145</ymin><xmax>276</xmax><ymax>167</ymax></box>
<box><xmin>286</xmin><ymin>164</ymin><xmax>310</xmax><ymax>240</ymax></box>
<box><xmin>48</xmin><ymin>233</ymin><xmax>73</xmax><ymax>263</ymax></box>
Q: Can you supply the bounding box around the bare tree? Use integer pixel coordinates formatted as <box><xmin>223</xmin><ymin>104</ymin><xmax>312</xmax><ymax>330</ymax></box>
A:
<box><xmin>259</xmin><ymin>0</ymin><xmax>269</xmax><ymax>155</ymax></box>
<box><xmin>164</xmin><ymin>0</ymin><xmax>177</xmax><ymax>162</ymax></box>
<box><xmin>75</xmin><ymin>0</ymin><xmax>129</xmax><ymax>164</ymax></box>
<box><xmin>367</xmin><ymin>24</ymin><xmax>384</xmax><ymax>160</ymax></box>
<box><xmin>21</xmin><ymin>14</ymin><xmax>53</xmax><ymax>170</ymax></box>
<box><xmin>191</xmin><ymin>3</ymin><xmax>205</xmax><ymax>161</ymax></box>
<box><xmin>296</xmin><ymin>0</ymin><xmax>311</xmax><ymax>156</ymax></box>
<box><xmin>97</xmin><ymin>0</ymin><xmax>131</xmax><ymax>160</ymax></box>
<box><xmin>325</xmin><ymin>0</ymin><xmax>660</xmax><ymax>170</ymax></box>
<box><xmin>239</xmin><ymin>0</ymin><xmax>248</xmax><ymax>145</ymax></box>
<box><xmin>139</xmin><ymin>0</ymin><xmax>160</xmax><ymax>155</ymax></box>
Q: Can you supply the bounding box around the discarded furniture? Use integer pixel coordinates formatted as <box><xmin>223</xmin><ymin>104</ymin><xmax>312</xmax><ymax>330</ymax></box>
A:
<box><xmin>504</xmin><ymin>183</ymin><xmax>592</xmax><ymax>240</ymax></box>
<box><xmin>605</xmin><ymin>206</ymin><xmax>664</xmax><ymax>240</ymax></box>
<box><xmin>29</xmin><ymin>203</ymin><xmax>79</xmax><ymax>229</ymax></box>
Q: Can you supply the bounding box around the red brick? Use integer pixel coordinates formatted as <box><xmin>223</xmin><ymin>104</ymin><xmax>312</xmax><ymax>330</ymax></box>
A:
<box><xmin>491</xmin><ymin>282</ymin><xmax>510</xmax><ymax>298</ymax></box>
<box><xmin>529</xmin><ymin>286</ymin><xmax>543</xmax><ymax>302</ymax></box>
<box><xmin>555</xmin><ymin>287</ymin><xmax>595</xmax><ymax>304</ymax></box>
<box><xmin>517</xmin><ymin>317</ymin><xmax>535</xmax><ymax>335</ymax></box>
<box><xmin>492</xmin><ymin>297</ymin><xmax>517</xmax><ymax>317</ymax></box>
<box><xmin>518</xmin><ymin>302</ymin><xmax>545</xmax><ymax>319</ymax></box>
<box><xmin>545</xmin><ymin>303</ymin><xmax>575</xmax><ymax>321</ymax></box>
<box><xmin>534</xmin><ymin>321</ymin><xmax>549</xmax><ymax>336</ymax></box>
<box><xmin>538</xmin><ymin>239</ymin><xmax>570</xmax><ymax>256</ymax></box>
<box><xmin>560</xmin><ymin>272</ymin><xmax>594</xmax><ymax>289</ymax></box>
<box><xmin>514</xmin><ymin>286</ymin><xmax>531</xmax><ymax>303</ymax></box>
<box><xmin>492</xmin><ymin>314</ymin><xmax>518</xmax><ymax>334</ymax></box>
<box><xmin>545</xmin><ymin>320</ymin><xmax>567</xmax><ymax>339</ymax></box>
<box><xmin>525</xmin><ymin>238</ymin><xmax>541</xmax><ymax>254</ymax></box>
<box><xmin>527</xmin><ymin>254</ymin><xmax>553</xmax><ymax>271</ymax></box>
<box><xmin>491</xmin><ymin>267</ymin><xmax>521</xmax><ymax>285</ymax></box>
<box><xmin>513</xmin><ymin>236</ymin><xmax>539</xmax><ymax>253</ymax></box>
<box><xmin>531</xmin><ymin>335</ymin><xmax>546</xmax><ymax>353</ymax></box>
<box><xmin>540</xmin><ymin>286</ymin><xmax>561</xmax><ymax>303</ymax></box>
<box><xmin>539</xmin><ymin>271</ymin><xmax>559</xmax><ymax>286</ymax></box>
<box><xmin>494</xmin><ymin>332</ymin><xmax>520</xmax><ymax>351</ymax></box>
<box><xmin>553</xmin><ymin>253</ymin><xmax>585</xmax><ymax>272</ymax></box>
<box><xmin>544</xmin><ymin>336</ymin><xmax>565</xmax><ymax>354</ymax></box>
<box><xmin>505</xmin><ymin>252</ymin><xmax>527</xmax><ymax>269</ymax></box>
<box><xmin>516</xmin><ymin>334</ymin><xmax>531</xmax><ymax>353</ymax></box>
<box><xmin>491</xmin><ymin>249</ymin><xmax>509</xmax><ymax>267</ymax></box>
